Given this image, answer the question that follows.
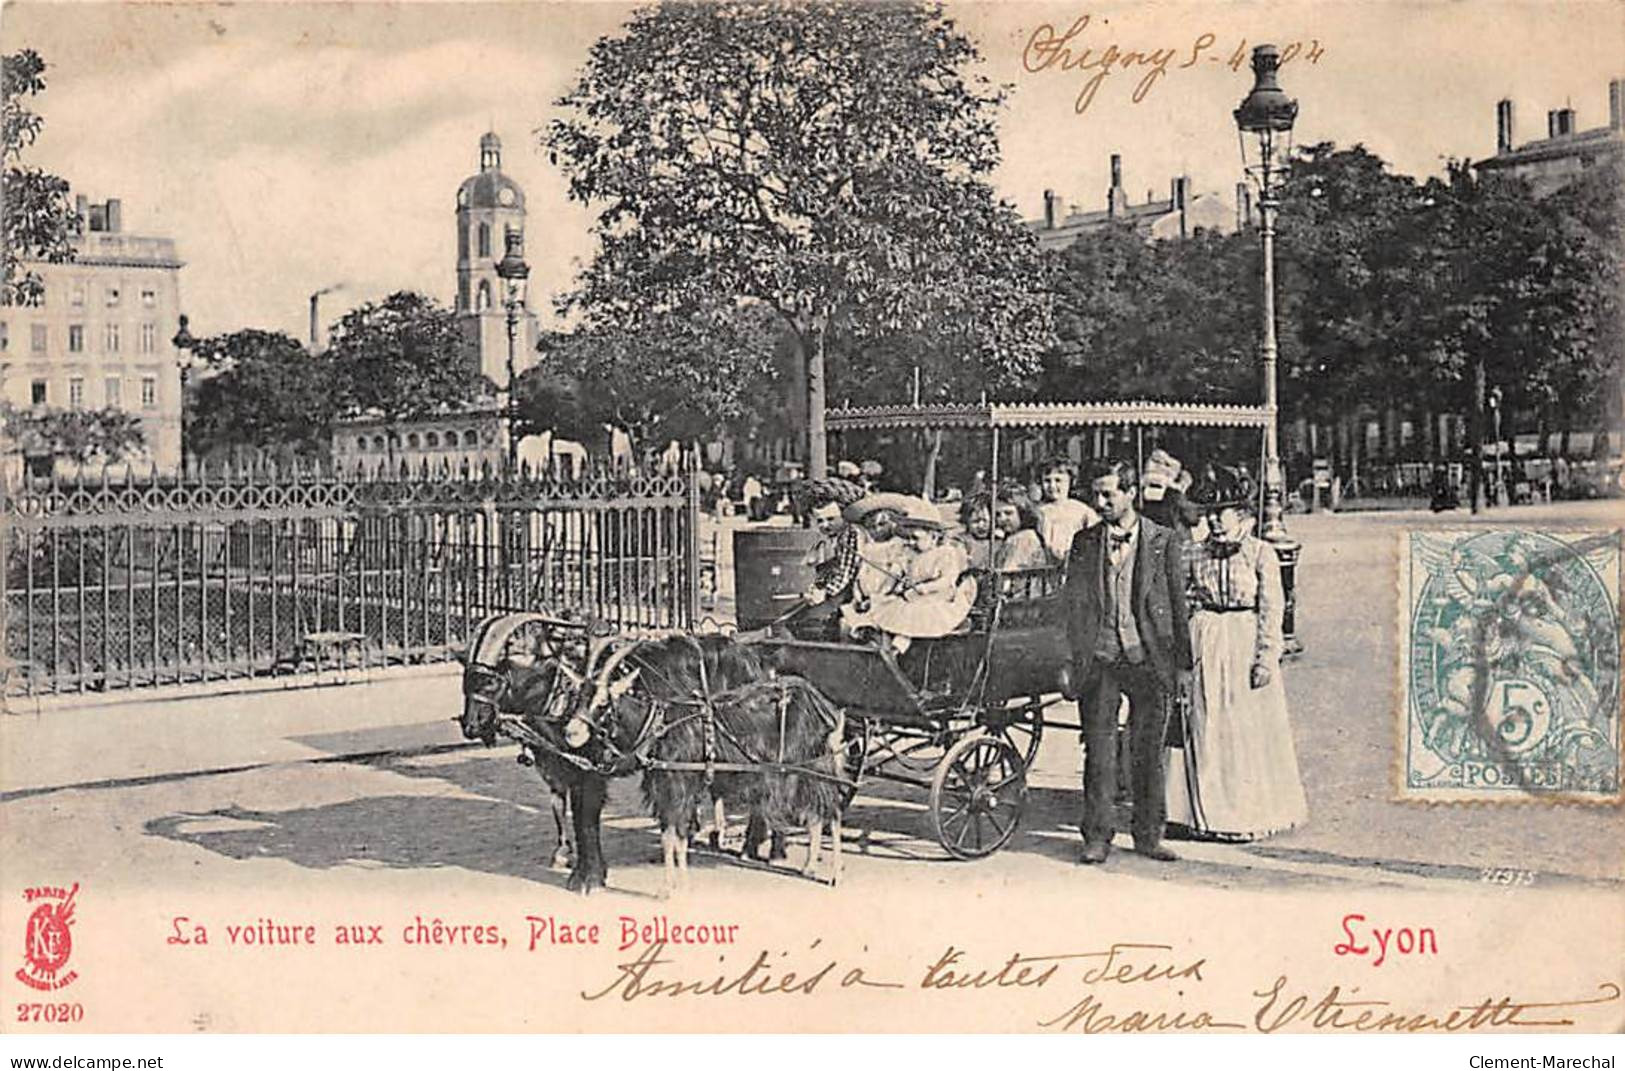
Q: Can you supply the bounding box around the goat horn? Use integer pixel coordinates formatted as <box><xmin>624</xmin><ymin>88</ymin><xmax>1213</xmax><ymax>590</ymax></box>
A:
<box><xmin>466</xmin><ymin>613</ymin><xmax>509</xmax><ymax>667</ymax></box>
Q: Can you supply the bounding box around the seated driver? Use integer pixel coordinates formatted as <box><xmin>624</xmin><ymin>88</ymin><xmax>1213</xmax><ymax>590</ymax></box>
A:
<box><xmin>796</xmin><ymin>499</ymin><xmax>863</xmax><ymax>638</ymax></box>
<box><xmin>841</xmin><ymin>514</ymin><xmax>973</xmax><ymax>654</ymax></box>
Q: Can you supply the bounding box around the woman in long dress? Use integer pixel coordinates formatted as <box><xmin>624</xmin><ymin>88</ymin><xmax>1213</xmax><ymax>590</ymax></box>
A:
<box><xmin>1166</xmin><ymin>469</ymin><xmax>1308</xmax><ymax>840</ymax></box>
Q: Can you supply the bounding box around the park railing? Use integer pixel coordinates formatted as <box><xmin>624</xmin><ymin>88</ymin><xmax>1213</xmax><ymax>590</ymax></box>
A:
<box><xmin>0</xmin><ymin>456</ymin><xmax>701</xmax><ymax>697</ymax></box>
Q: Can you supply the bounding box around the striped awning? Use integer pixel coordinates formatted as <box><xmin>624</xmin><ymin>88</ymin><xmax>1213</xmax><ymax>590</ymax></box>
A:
<box><xmin>825</xmin><ymin>400</ymin><xmax>1271</xmax><ymax>432</ymax></box>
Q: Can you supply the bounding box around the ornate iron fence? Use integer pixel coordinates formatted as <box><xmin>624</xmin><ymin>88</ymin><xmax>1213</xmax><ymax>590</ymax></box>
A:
<box><xmin>0</xmin><ymin>458</ymin><xmax>700</xmax><ymax>696</ymax></box>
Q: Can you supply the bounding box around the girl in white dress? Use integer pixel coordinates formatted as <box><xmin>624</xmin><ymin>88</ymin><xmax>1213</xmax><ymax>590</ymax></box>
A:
<box><xmin>1166</xmin><ymin>469</ymin><xmax>1309</xmax><ymax>840</ymax></box>
<box><xmin>843</xmin><ymin>516</ymin><xmax>973</xmax><ymax>651</ymax></box>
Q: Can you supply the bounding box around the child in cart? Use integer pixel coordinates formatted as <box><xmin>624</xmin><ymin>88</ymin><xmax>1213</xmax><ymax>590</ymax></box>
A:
<box><xmin>842</xmin><ymin>514</ymin><xmax>975</xmax><ymax>654</ymax></box>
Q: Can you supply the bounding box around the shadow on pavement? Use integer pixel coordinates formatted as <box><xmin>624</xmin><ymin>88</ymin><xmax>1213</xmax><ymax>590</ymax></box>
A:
<box><xmin>142</xmin><ymin>743</ymin><xmax>1442</xmax><ymax>894</ymax></box>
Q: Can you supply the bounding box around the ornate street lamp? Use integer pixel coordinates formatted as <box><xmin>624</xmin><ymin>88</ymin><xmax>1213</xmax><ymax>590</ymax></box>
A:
<box><xmin>494</xmin><ymin>226</ymin><xmax>530</xmax><ymax>469</ymax></box>
<box><xmin>171</xmin><ymin>314</ymin><xmax>198</xmax><ymax>474</ymax></box>
<box><xmin>1236</xmin><ymin>43</ymin><xmax>1303</xmax><ymax>653</ymax></box>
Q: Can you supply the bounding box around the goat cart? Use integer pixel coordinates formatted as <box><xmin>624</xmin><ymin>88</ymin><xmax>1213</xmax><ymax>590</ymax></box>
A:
<box><xmin>749</xmin><ymin>562</ymin><xmax>1068</xmax><ymax>860</ymax></box>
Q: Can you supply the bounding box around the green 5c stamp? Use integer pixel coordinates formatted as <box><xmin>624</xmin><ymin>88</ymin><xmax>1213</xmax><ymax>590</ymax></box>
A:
<box><xmin>1400</xmin><ymin>530</ymin><xmax>1621</xmax><ymax>802</ymax></box>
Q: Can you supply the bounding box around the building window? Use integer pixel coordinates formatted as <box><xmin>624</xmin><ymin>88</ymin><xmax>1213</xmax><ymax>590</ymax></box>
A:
<box><xmin>105</xmin><ymin>376</ymin><xmax>121</xmax><ymax>407</ymax></box>
<box><xmin>477</xmin><ymin>280</ymin><xmax>491</xmax><ymax>310</ymax></box>
<box><xmin>407</xmin><ymin>432</ymin><xmax>420</xmax><ymax>449</ymax></box>
<box><xmin>68</xmin><ymin>377</ymin><xmax>84</xmax><ymax>409</ymax></box>
<box><xmin>356</xmin><ymin>436</ymin><xmax>368</xmax><ymax>452</ymax></box>
<box><xmin>70</xmin><ymin>282</ymin><xmax>85</xmax><ymax>307</ymax></box>
<box><xmin>140</xmin><ymin>322</ymin><xmax>156</xmax><ymax>353</ymax></box>
<box><xmin>478</xmin><ymin>222</ymin><xmax>491</xmax><ymax>258</ymax></box>
<box><xmin>31</xmin><ymin>324</ymin><xmax>47</xmax><ymax>353</ymax></box>
<box><xmin>458</xmin><ymin>223</ymin><xmax>469</xmax><ymax>261</ymax></box>
<box><xmin>426</xmin><ymin>432</ymin><xmax>440</xmax><ymax>448</ymax></box>
<box><xmin>0</xmin><ymin>321</ymin><xmax>8</xmax><ymax>351</ymax></box>
<box><xmin>373</xmin><ymin>436</ymin><xmax>386</xmax><ymax>451</ymax></box>
<box><xmin>68</xmin><ymin>324</ymin><xmax>84</xmax><ymax>353</ymax></box>
<box><xmin>464</xmin><ymin>430</ymin><xmax>479</xmax><ymax>447</ymax></box>
<box><xmin>31</xmin><ymin>379</ymin><xmax>47</xmax><ymax>405</ymax></box>
<box><xmin>105</xmin><ymin>286</ymin><xmax>121</xmax><ymax>308</ymax></box>
<box><xmin>140</xmin><ymin>376</ymin><xmax>156</xmax><ymax>409</ymax></box>
<box><xmin>105</xmin><ymin>324</ymin><xmax>120</xmax><ymax>352</ymax></box>
<box><xmin>141</xmin><ymin>289</ymin><xmax>156</xmax><ymax>307</ymax></box>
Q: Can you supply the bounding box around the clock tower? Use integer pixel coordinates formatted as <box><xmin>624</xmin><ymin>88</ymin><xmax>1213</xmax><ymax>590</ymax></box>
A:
<box><xmin>455</xmin><ymin>131</ymin><xmax>536</xmax><ymax>388</ymax></box>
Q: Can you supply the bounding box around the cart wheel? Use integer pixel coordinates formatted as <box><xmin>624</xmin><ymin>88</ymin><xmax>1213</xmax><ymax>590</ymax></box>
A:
<box><xmin>929</xmin><ymin>734</ymin><xmax>1027</xmax><ymax>859</ymax></box>
<box><xmin>978</xmin><ymin>696</ymin><xmax>1045</xmax><ymax>771</ymax></box>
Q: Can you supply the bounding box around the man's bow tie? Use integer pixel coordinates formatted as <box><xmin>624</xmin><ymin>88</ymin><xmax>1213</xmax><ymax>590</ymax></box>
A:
<box><xmin>1108</xmin><ymin>528</ymin><xmax>1133</xmax><ymax>547</ymax></box>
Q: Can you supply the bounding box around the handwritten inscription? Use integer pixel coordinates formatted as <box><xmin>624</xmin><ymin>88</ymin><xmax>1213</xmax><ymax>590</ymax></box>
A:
<box><xmin>159</xmin><ymin>916</ymin><xmax>1621</xmax><ymax>1032</ymax></box>
<box><xmin>1254</xmin><ymin>977</ymin><xmax>1623</xmax><ymax>1032</ymax></box>
<box><xmin>1021</xmin><ymin>15</ymin><xmax>1326</xmax><ymax>115</ymax></box>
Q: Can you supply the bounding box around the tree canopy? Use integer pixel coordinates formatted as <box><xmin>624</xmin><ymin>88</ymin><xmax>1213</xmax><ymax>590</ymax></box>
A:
<box><xmin>1043</xmin><ymin>141</ymin><xmax>1622</xmax><ymax>462</ymax></box>
<box><xmin>2</xmin><ymin>49</ymin><xmax>79</xmax><ymax>306</ymax></box>
<box><xmin>187</xmin><ymin>329</ymin><xmax>336</xmax><ymax>459</ymax></box>
<box><xmin>324</xmin><ymin>291</ymin><xmax>491</xmax><ymax>424</ymax></box>
<box><xmin>545</xmin><ymin>0</ymin><xmax>1053</xmax><ymax>474</ymax></box>
<box><xmin>0</xmin><ymin>401</ymin><xmax>145</xmax><ymax>467</ymax></box>
<box><xmin>518</xmin><ymin>297</ymin><xmax>784</xmax><ymax>455</ymax></box>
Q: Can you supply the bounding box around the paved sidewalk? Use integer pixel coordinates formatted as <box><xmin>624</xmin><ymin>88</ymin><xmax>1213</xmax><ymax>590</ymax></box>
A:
<box><xmin>0</xmin><ymin>665</ymin><xmax>467</xmax><ymax>796</ymax></box>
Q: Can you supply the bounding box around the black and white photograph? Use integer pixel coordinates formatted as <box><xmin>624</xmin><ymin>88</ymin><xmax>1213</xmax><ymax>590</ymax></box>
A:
<box><xmin>1</xmin><ymin>0</ymin><xmax>1621</xmax><ymax>1050</ymax></box>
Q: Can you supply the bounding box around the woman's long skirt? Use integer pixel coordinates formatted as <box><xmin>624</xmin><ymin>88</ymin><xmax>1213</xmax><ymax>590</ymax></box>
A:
<box><xmin>1166</xmin><ymin>610</ymin><xmax>1309</xmax><ymax>839</ymax></box>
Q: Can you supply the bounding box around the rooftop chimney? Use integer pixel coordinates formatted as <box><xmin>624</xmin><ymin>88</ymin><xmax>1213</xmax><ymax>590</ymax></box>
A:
<box><xmin>1043</xmin><ymin>188</ymin><xmax>1057</xmax><ymax>229</ymax></box>
<box><xmin>1555</xmin><ymin>108</ymin><xmax>1576</xmax><ymax>136</ymax></box>
<box><xmin>87</xmin><ymin>204</ymin><xmax>107</xmax><ymax>232</ymax></box>
<box><xmin>1610</xmin><ymin>79</ymin><xmax>1623</xmax><ymax>129</ymax></box>
<box><xmin>1236</xmin><ymin>182</ymin><xmax>1253</xmax><ymax>230</ymax></box>
<box><xmin>1171</xmin><ymin>175</ymin><xmax>1189</xmax><ymax>211</ymax></box>
<box><xmin>1496</xmin><ymin>99</ymin><xmax>1515</xmax><ymax>154</ymax></box>
<box><xmin>105</xmin><ymin>199</ymin><xmax>122</xmax><ymax>233</ymax></box>
<box><xmin>75</xmin><ymin>194</ymin><xmax>88</xmax><ymax>226</ymax></box>
<box><xmin>1107</xmin><ymin>154</ymin><xmax>1128</xmax><ymax>218</ymax></box>
<box><xmin>1171</xmin><ymin>176</ymin><xmax>1190</xmax><ymax>238</ymax></box>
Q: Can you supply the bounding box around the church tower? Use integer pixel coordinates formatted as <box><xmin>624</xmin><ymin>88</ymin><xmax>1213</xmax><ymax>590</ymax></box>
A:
<box><xmin>455</xmin><ymin>131</ymin><xmax>535</xmax><ymax>388</ymax></box>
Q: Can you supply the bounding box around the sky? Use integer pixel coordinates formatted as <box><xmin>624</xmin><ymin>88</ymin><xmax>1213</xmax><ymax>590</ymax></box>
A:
<box><xmin>4</xmin><ymin>1</ymin><xmax>1621</xmax><ymax>341</ymax></box>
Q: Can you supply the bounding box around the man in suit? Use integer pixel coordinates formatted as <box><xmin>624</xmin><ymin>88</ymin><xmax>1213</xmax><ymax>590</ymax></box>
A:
<box><xmin>1063</xmin><ymin>458</ymin><xmax>1193</xmax><ymax>864</ymax></box>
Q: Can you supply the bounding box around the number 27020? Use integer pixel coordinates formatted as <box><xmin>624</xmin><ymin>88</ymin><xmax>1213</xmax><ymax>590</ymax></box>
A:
<box><xmin>16</xmin><ymin>1002</ymin><xmax>84</xmax><ymax>1023</ymax></box>
<box><xmin>1480</xmin><ymin>868</ymin><xmax>1536</xmax><ymax>886</ymax></box>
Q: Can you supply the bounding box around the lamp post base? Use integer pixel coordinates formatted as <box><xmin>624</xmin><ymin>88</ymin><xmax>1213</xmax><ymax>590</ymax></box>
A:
<box><xmin>1266</xmin><ymin>535</ymin><xmax>1304</xmax><ymax>659</ymax></box>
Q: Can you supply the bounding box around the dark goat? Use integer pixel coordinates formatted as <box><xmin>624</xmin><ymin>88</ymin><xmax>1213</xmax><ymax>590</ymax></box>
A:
<box><xmin>568</xmin><ymin>634</ymin><xmax>847</xmax><ymax>894</ymax></box>
<box><xmin>459</xmin><ymin>616</ymin><xmax>591</xmax><ymax>887</ymax></box>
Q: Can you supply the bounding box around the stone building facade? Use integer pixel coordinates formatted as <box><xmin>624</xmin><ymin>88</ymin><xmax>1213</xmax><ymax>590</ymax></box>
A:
<box><xmin>1028</xmin><ymin>154</ymin><xmax>1249</xmax><ymax>250</ymax></box>
<box><xmin>1</xmin><ymin>195</ymin><xmax>184</xmax><ymax>472</ymax></box>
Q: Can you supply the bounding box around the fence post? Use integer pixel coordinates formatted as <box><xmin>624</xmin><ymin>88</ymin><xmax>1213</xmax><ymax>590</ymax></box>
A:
<box><xmin>684</xmin><ymin>448</ymin><xmax>701</xmax><ymax>627</ymax></box>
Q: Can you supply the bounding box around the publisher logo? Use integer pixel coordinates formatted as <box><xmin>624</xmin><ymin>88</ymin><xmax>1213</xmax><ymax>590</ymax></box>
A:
<box><xmin>16</xmin><ymin>883</ymin><xmax>79</xmax><ymax>991</ymax></box>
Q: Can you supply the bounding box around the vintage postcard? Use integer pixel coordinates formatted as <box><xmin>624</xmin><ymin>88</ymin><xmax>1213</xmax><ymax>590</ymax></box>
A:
<box><xmin>2</xmin><ymin>0</ymin><xmax>1623</xmax><ymax>1043</ymax></box>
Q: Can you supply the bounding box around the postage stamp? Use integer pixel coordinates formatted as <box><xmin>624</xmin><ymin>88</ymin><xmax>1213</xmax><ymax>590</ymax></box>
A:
<box><xmin>1400</xmin><ymin>529</ymin><xmax>1622</xmax><ymax>803</ymax></box>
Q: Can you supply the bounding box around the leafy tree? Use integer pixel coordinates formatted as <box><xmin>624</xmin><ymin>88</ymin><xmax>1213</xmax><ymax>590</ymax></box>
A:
<box><xmin>1041</xmin><ymin>224</ymin><xmax>1256</xmax><ymax>405</ymax></box>
<box><xmin>0</xmin><ymin>401</ymin><xmax>145</xmax><ymax>467</ymax></box>
<box><xmin>2</xmin><ymin>49</ymin><xmax>79</xmax><ymax>306</ymax></box>
<box><xmin>187</xmin><ymin>329</ymin><xmax>336</xmax><ymax>459</ymax></box>
<box><xmin>325</xmin><ymin>291</ymin><xmax>491</xmax><ymax>426</ymax></box>
<box><xmin>546</xmin><ymin>0</ymin><xmax>1053</xmax><ymax>477</ymax></box>
<box><xmin>1271</xmin><ymin>143</ymin><xmax>1437</xmax><ymax>435</ymax></box>
<box><xmin>521</xmin><ymin>298</ymin><xmax>784</xmax><ymax>456</ymax></box>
